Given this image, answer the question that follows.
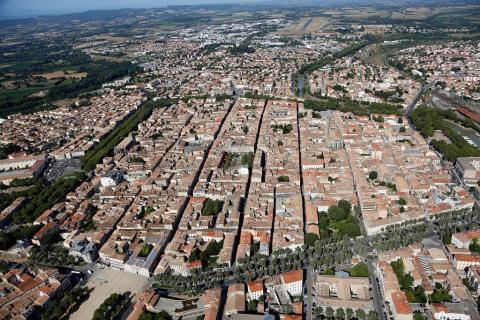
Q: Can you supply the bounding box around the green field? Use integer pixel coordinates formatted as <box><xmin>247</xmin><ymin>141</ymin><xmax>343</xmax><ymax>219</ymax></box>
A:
<box><xmin>0</xmin><ymin>87</ymin><xmax>44</xmax><ymax>101</ymax></box>
<box><xmin>346</xmin><ymin>262</ymin><xmax>369</xmax><ymax>277</ymax></box>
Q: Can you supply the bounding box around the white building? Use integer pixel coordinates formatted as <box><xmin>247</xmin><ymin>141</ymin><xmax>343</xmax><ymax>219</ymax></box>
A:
<box><xmin>100</xmin><ymin>170</ymin><xmax>123</xmax><ymax>187</ymax></box>
<box><xmin>247</xmin><ymin>280</ymin><xmax>263</xmax><ymax>301</ymax></box>
<box><xmin>451</xmin><ymin>230</ymin><xmax>480</xmax><ymax>249</ymax></box>
<box><xmin>453</xmin><ymin>254</ymin><xmax>480</xmax><ymax>270</ymax></box>
<box><xmin>281</xmin><ymin>270</ymin><xmax>303</xmax><ymax>297</ymax></box>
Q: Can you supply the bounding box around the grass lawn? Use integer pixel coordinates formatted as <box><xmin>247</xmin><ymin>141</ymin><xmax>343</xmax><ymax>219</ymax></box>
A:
<box><xmin>347</xmin><ymin>262</ymin><xmax>369</xmax><ymax>277</ymax></box>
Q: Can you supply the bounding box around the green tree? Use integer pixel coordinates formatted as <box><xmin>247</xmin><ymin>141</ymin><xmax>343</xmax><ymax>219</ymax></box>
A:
<box><xmin>413</xmin><ymin>285</ymin><xmax>427</xmax><ymax>303</ymax></box>
<box><xmin>430</xmin><ymin>283</ymin><xmax>451</xmax><ymax>303</ymax></box>
<box><xmin>241</xmin><ymin>152</ymin><xmax>254</xmax><ymax>167</ymax></box>
<box><xmin>139</xmin><ymin>243</ymin><xmax>154</xmax><ymax>257</ymax></box>
<box><xmin>305</xmin><ymin>233</ymin><xmax>319</xmax><ymax>246</ymax></box>
<box><xmin>470</xmin><ymin>237</ymin><xmax>480</xmax><ymax>253</ymax></box>
<box><xmin>92</xmin><ymin>293</ymin><xmax>128</xmax><ymax>320</ymax></box>
<box><xmin>325</xmin><ymin>307</ymin><xmax>334</xmax><ymax>319</ymax></box>
<box><xmin>367</xmin><ymin>310</ymin><xmax>378</xmax><ymax>320</ymax></box>
<box><xmin>338</xmin><ymin>200</ymin><xmax>352</xmax><ymax>214</ymax></box>
<box><xmin>246</xmin><ymin>300</ymin><xmax>257</xmax><ymax>313</ymax></box>
<box><xmin>323</xmin><ymin>268</ymin><xmax>335</xmax><ymax>275</ymax></box>
<box><xmin>201</xmin><ymin>199</ymin><xmax>223</xmax><ymax>216</ymax></box>
<box><xmin>336</xmin><ymin>307</ymin><xmax>345</xmax><ymax>319</ymax></box>
<box><xmin>442</xmin><ymin>233</ymin><xmax>452</xmax><ymax>245</ymax></box>
<box><xmin>355</xmin><ymin>309</ymin><xmax>367</xmax><ymax>320</ymax></box>
<box><xmin>327</xmin><ymin>206</ymin><xmax>347</xmax><ymax>222</ymax></box>
<box><xmin>139</xmin><ymin>310</ymin><xmax>171</xmax><ymax>320</ymax></box>
<box><xmin>346</xmin><ymin>308</ymin><xmax>354</xmax><ymax>320</ymax></box>
<box><xmin>368</xmin><ymin>171</ymin><xmax>378</xmax><ymax>180</ymax></box>
<box><xmin>413</xmin><ymin>312</ymin><xmax>426</xmax><ymax>320</ymax></box>
<box><xmin>390</xmin><ymin>259</ymin><xmax>413</xmax><ymax>289</ymax></box>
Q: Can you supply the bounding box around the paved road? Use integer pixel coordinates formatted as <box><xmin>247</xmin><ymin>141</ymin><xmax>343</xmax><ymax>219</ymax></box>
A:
<box><xmin>366</xmin><ymin>259</ymin><xmax>387</xmax><ymax>320</ymax></box>
<box><xmin>305</xmin><ymin>264</ymin><xmax>313</xmax><ymax>320</ymax></box>
<box><xmin>404</xmin><ymin>83</ymin><xmax>431</xmax><ymax>116</ymax></box>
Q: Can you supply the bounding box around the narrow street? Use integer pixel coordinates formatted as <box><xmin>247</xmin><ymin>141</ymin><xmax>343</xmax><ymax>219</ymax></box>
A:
<box><xmin>404</xmin><ymin>83</ymin><xmax>431</xmax><ymax>116</ymax></box>
<box><xmin>305</xmin><ymin>264</ymin><xmax>313</xmax><ymax>320</ymax></box>
<box><xmin>366</xmin><ymin>259</ymin><xmax>387</xmax><ymax>320</ymax></box>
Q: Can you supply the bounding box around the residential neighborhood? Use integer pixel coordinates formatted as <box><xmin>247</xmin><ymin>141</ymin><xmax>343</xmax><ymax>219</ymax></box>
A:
<box><xmin>1</xmin><ymin>1</ymin><xmax>480</xmax><ymax>320</ymax></box>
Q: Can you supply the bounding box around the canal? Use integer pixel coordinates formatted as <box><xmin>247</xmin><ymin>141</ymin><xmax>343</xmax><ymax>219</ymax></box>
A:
<box><xmin>447</xmin><ymin>120</ymin><xmax>480</xmax><ymax>149</ymax></box>
<box><xmin>296</xmin><ymin>74</ymin><xmax>305</xmax><ymax>97</ymax></box>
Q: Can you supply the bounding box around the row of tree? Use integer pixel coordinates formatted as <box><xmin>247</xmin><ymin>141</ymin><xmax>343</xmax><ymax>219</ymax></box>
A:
<box><xmin>92</xmin><ymin>293</ymin><xmax>130</xmax><ymax>320</ymax></box>
<box><xmin>81</xmin><ymin>98</ymin><xmax>176</xmax><ymax>171</ymax></box>
<box><xmin>13</xmin><ymin>171</ymin><xmax>86</xmax><ymax>224</ymax></box>
<box><xmin>409</xmin><ymin>106</ymin><xmax>480</xmax><ymax>162</ymax></box>
<box><xmin>431</xmin><ymin>208</ymin><xmax>480</xmax><ymax>245</ymax></box>
<box><xmin>315</xmin><ymin>306</ymin><xmax>378</xmax><ymax>320</ymax></box>
<box><xmin>305</xmin><ymin>97</ymin><xmax>403</xmax><ymax>117</ymax></box>
<box><xmin>298</xmin><ymin>41</ymin><xmax>368</xmax><ymax>75</ymax></box>
<box><xmin>155</xmin><ymin>235</ymin><xmax>357</xmax><ymax>295</ymax></box>
<box><xmin>153</xmin><ymin>213</ymin><xmax>434</xmax><ymax>296</ymax></box>
<box><xmin>39</xmin><ymin>286</ymin><xmax>90</xmax><ymax>320</ymax></box>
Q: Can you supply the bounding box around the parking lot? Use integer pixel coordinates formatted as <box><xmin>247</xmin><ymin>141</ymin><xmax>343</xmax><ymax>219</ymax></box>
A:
<box><xmin>70</xmin><ymin>266</ymin><xmax>149</xmax><ymax>320</ymax></box>
<box><xmin>44</xmin><ymin>158</ymin><xmax>82</xmax><ymax>182</ymax></box>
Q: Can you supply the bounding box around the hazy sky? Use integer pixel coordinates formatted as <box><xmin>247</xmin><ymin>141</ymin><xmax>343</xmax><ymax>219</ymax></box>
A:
<box><xmin>0</xmin><ymin>0</ymin><xmax>250</xmax><ymax>18</ymax></box>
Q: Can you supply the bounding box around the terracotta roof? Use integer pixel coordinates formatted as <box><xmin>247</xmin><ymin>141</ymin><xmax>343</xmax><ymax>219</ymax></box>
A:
<box><xmin>247</xmin><ymin>280</ymin><xmax>263</xmax><ymax>293</ymax></box>
<box><xmin>187</xmin><ymin>260</ymin><xmax>203</xmax><ymax>269</ymax></box>
<box><xmin>282</xmin><ymin>270</ymin><xmax>303</xmax><ymax>284</ymax></box>
<box><xmin>432</xmin><ymin>303</ymin><xmax>449</xmax><ymax>313</ymax></box>
<box><xmin>391</xmin><ymin>291</ymin><xmax>412</xmax><ymax>315</ymax></box>
<box><xmin>453</xmin><ymin>230</ymin><xmax>480</xmax><ymax>243</ymax></box>
<box><xmin>455</xmin><ymin>254</ymin><xmax>480</xmax><ymax>262</ymax></box>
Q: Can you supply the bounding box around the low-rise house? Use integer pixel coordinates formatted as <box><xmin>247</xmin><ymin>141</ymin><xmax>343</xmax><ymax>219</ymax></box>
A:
<box><xmin>466</xmin><ymin>266</ymin><xmax>480</xmax><ymax>295</ymax></box>
<box><xmin>0</xmin><ymin>197</ymin><xmax>27</xmax><ymax>229</ymax></box>
<box><xmin>224</xmin><ymin>283</ymin><xmax>245</xmax><ymax>317</ymax></box>
<box><xmin>454</xmin><ymin>254</ymin><xmax>480</xmax><ymax>270</ymax></box>
<box><xmin>455</xmin><ymin>157</ymin><xmax>480</xmax><ymax>187</ymax></box>
<box><xmin>247</xmin><ymin>280</ymin><xmax>263</xmax><ymax>301</ymax></box>
<box><xmin>451</xmin><ymin>230</ymin><xmax>480</xmax><ymax>249</ymax></box>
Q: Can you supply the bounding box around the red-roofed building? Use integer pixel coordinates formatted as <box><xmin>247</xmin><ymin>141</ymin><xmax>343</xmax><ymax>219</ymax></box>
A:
<box><xmin>454</xmin><ymin>254</ymin><xmax>480</xmax><ymax>269</ymax></box>
<box><xmin>32</xmin><ymin>222</ymin><xmax>59</xmax><ymax>246</ymax></box>
<box><xmin>451</xmin><ymin>230</ymin><xmax>480</xmax><ymax>249</ymax></box>
<box><xmin>391</xmin><ymin>291</ymin><xmax>413</xmax><ymax>320</ymax></box>
<box><xmin>187</xmin><ymin>260</ymin><xmax>203</xmax><ymax>270</ymax></box>
<box><xmin>281</xmin><ymin>270</ymin><xmax>303</xmax><ymax>297</ymax></box>
<box><xmin>431</xmin><ymin>303</ymin><xmax>470</xmax><ymax>320</ymax></box>
<box><xmin>247</xmin><ymin>280</ymin><xmax>263</xmax><ymax>301</ymax></box>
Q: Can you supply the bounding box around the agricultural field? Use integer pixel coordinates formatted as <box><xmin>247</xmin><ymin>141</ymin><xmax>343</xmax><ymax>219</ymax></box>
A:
<box><xmin>281</xmin><ymin>16</ymin><xmax>331</xmax><ymax>34</ymax></box>
<box><xmin>357</xmin><ymin>43</ymin><xmax>386</xmax><ymax>67</ymax></box>
<box><xmin>35</xmin><ymin>70</ymin><xmax>88</xmax><ymax>80</ymax></box>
